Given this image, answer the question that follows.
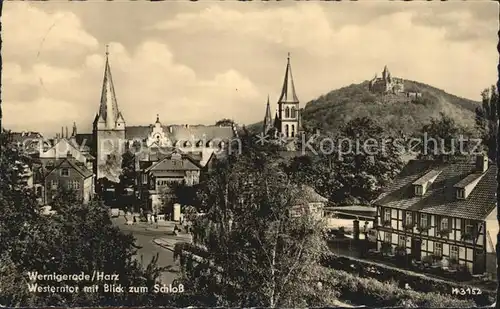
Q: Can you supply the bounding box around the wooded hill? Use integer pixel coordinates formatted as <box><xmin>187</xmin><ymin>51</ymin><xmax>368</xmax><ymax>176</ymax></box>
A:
<box><xmin>248</xmin><ymin>80</ymin><xmax>480</xmax><ymax>136</ymax></box>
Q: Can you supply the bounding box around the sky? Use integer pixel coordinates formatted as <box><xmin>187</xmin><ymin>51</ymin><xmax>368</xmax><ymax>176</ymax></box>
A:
<box><xmin>2</xmin><ymin>1</ymin><xmax>498</xmax><ymax>137</ymax></box>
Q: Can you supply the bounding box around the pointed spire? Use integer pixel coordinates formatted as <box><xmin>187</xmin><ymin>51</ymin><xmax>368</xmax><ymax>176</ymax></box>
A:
<box><xmin>263</xmin><ymin>95</ymin><xmax>273</xmax><ymax>134</ymax></box>
<box><xmin>278</xmin><ymin>53</ymin><xmax>299</xmax><ymax>103</ymax></box>
<box><xmin>382</xmin><ymin>65</ymin><xmax>389</xmax><ymax>80</ymax></box>
<box><xmin>97</xmin><ymin>44</ymin><xmax>122</xmax><ymax>129</ymax></box>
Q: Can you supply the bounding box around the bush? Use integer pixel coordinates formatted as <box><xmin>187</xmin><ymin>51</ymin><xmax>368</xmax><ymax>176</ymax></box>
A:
<box><xmin>320</xmin><ymin>253</ymin><xmax>495</xmax><ymax>303</ymax></box>
<box><xmin>325</xmin><ymin>269</ymin><xmax>475</xmax><ymax>308</ymax></box>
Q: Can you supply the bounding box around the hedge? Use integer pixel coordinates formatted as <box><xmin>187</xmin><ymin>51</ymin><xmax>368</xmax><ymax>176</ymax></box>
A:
<box><xmin>324</xmin><ymin>268</ymin><xmax>476</xmax><ymax>308</ymax></box>
<box><xmin>320</xmin><ymin>253</ymin><xmax>495</xmax><ymax>305</ymax></box>
<box><xmin>176</xmin><ymin>242</ymin><xmax>490</xmax><ymax>307</ymax></box>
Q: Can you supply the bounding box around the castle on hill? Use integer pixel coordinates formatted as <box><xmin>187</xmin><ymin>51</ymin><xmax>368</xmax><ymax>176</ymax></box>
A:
<box><xmin>368</xmin><ymin>65</ymin><xmax>422</xmax><ymax>100</ymax></box>
<box><xmin>369</xmin><ymin>65</ymin><xmax>405</xmax><ymax>95</ymax></box>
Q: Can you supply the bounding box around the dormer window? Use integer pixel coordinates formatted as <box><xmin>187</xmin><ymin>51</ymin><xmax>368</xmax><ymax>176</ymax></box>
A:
<box><xmin>412</xmin><ymin>170</ymin><xmax>441</xmax><ymax>197</ymax></box>
<box><xmin>61</xmin><ymin>168</ymin><xmax>69</xmax><ymax>177</ymax></box>
<box><xmin>453</xmin><ymin>173</ymin><xmax>485</xmax><ymax>200</ymax></box>
<box><xmin>414</xmin><ymin>185</ymin><xmax>423</xmax><ymax>196</ymax></box>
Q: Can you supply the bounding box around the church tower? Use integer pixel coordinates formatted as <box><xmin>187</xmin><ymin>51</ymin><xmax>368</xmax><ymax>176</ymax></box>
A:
<box><xmin>274</xmin><ymin>53</ymin><xmax>300</xmax><ymax>139</ymax></box>
<box><xmin>262</xmin><ymin>95</ymin><xmax>273</xmax><ymax>135</ymax></box>
<box><xmin>92</xmin><ymin>45</ymin><xmax>126</xmax><ymax>182</ymax></box>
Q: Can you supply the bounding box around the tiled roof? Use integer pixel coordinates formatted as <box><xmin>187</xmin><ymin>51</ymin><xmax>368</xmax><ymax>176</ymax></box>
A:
<box><xmin>125</xmin><ymin>125</ymin><xmax>235</xmax><ymax>142</ymax></box>
<box><xmin>412</xmin><ymin>169</ymin><xmax>441</xmax><ymax>185</ymax></box>
<box><xmin>75</xmin><ymin>134</ymin><xmax>94</xmax><ymax>148</ymax></box>
<box><xmin>11</xmin><ymin>131</ymin><xmax>43</xmax><ymax>142</ymax></box>
<box><xmin>47</xmin><ymin>157</ymin><xmax>93</xmax><ymax>179</ymax></box>
<box><xmin>374</xmin><ymin>158</ymin><xmax>496</xmax><ymax>220</ymax></box>
<box><xmin>145</xmin><ymin>152</ymin><xmax>201</xmax><ymax>172</ymax></box>
<box><xmin>453</xmin><ymin>173</ymin><xmax>483</xmax><ymax>188</ymax></box>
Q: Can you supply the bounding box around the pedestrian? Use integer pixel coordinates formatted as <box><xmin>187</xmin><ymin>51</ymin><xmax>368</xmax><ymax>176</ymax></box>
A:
<box><xmin>133</xmin><ymin>216</ymin><xmax>136</xmax><ymax>224</ymax></box>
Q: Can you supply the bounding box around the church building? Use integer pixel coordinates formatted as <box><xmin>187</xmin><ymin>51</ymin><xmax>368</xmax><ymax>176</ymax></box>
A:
<box><xmin>262</xmin><ymin>54</ymin><xmax>303</xmax><ymax>148</ymax></box>
<box><xmin>90</xmin><ymin>47</ymin><xmax>237</xmax><ymax>184</ymax></box>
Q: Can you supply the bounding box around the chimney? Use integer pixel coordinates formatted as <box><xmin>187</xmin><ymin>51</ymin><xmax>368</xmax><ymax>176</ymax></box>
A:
<box><xmin>61</xmin><ymin>127</ymin><xmax>64</xmax><ymax>139</ymax></box>
<box><xmin>476</xmin><ymin>154</ymin><xmax>488</xmax><ymax>173</ymax></box>
<box><xmin>65</xmin><ymin>126</ymin><xmax>69</xmax><ymax>138</ymax></box>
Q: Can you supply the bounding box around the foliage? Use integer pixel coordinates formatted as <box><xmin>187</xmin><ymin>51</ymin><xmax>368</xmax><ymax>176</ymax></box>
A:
<box><xmin>475</xmin><ymin>85</ymin><xmax>498</xmax><ymax>160</ymax></box>
<box><xmin>414</xmin><ymin>112</ymin><xmax>476</xmax><ymax>160</ymax></box>
<box><xmin>177</xmin><ymin>131</ymin><xmax>338</xmax><ymax>307</ymax></box>
<box><xmin>325</xmin><ymin>268</ymin><xmax>476</xmax><ymax>308</ymax></box>
<box><xmin>170</xmin><ymin>181</ymin><xmax>202</xmax><ymax>211</ymax></box>
<box><xmin>285</xmin><ymin>117</ymin><xmax>403</xmax><ymax>204</ymax></box>
<box><xmin>299</xmin><ymin>80</ymin><xmax>478</xmax><ymax>137</ymax></box>
<box><xmin>215</xmin><ymin>118</ymin><xmax>235</xmax><ymax>127</ymax></box>
<box><xmin>0</xmin><ymin>131</ymin><xmax>173</xmax><ymax>306</ymax></box>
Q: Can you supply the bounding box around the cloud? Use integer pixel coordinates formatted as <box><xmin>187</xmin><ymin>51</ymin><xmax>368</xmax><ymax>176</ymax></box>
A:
<box><xmin>3</xmin><ymin>40</ymin><xmax>260</xmax><ymax>135</ymax></box>
<box><xmin>2</xmin><ymin>2</ymin><xmax>497</xmax><ymax>137</ymax></box>
<box><xmin>3</xmin><ymin>2</ymin><xmax>99</xmax><ymax>62</ymax></box>
<box><xmin>152</xmin><ymin>4</ymin><xmax>337</xmax><ymax>58</ymax></box>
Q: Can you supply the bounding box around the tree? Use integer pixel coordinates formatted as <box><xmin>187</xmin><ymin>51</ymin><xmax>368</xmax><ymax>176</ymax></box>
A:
<box><xmin>118</xmin><ymin>150</ymin><xmax>137</xmax><ymax>211</ymax></box>
<box><xmin>475</xmin><ymin>85</ymin><xmax>498</xmax><ymax>160</ymax></box>
<box><xmin>416</xmin><ymin>112</ymin><xmax>476</xmax><ymax>160</ymax></box>
<box><xmin>0</xmin><ymin>131</ymin><xmax>178</xmax><ymax>307</ymax></box>
<box><xmin>177</xmin><ymin>133</ymin><xmax>338</xmax><ymax>307</ymax></box>
<box><xmin>215</xmin><ymin>118</ymin><xmax>235</xmax><ymax>127</ymax></box>
<box><xmin>286</xmin><ymin>117</ymin><xmax>403</xmax><ymax>204</ymax></box>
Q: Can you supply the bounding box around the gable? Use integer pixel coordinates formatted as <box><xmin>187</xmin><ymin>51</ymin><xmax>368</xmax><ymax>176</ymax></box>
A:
<box><xmin>149</xmin><ymin>156</ymin><xmax>200</xmax><ymax>171</ymax></box>
<box><xmin>46</xmin><ymin>158</ymin><xmax>93</xmax><ymax>179</ymax></box>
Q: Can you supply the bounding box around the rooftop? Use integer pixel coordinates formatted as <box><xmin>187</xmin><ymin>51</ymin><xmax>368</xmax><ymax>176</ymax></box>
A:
<box><xmin>374</xmin><ymin>158</ymin><xmax>496</xmax><ymax>220</ymax></box>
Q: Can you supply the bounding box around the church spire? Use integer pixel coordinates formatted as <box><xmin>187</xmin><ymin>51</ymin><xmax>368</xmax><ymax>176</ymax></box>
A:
<box><xmin>278</xmin><ymin>53</ymin><xmax>299</xmax><ymax>103</ymax></box>
<box><xmin>97</xmin><ymin>44</ymin><xmax>122</xmax><ymax>129</ymax></box>
<box><xmin>263</xmin><ymin>95</ymin><xmax>273</xmax><ymax>134</ymax></box>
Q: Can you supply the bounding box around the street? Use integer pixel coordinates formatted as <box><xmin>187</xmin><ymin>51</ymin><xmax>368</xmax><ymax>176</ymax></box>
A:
<box><xmin>111</xmin><ymin>217</ymin><xmax>180</xmax><ymax>285</ymax></box>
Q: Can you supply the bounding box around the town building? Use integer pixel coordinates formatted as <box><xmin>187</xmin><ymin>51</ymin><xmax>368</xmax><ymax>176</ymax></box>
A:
<box><xmin>137</xmin><ymin>149</ymin><xmax>203</xmax><ymax>213</ymax></box>
<box><xmin>374</xmin><ymin>155</ymin><xmax>497</xmax><ymax>276</ymax></box>
<box><xmin>42</xmin><ymin>156</ymin><xmax>95</xmax><ymax>205</ymax></box>
<box><xmin>90</xmin><ymin>48</ymin><xmax>237</xmax><ymax>185</ymax></box>
<box><xmin>262</xmin><ymin>54</ymin><xmax>303</xmax><ymax>149</ymax></box>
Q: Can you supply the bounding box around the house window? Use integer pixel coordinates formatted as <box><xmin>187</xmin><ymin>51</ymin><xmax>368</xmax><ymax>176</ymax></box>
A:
<box><xmin>450</xmin><ymin>245</ymin><xmax>459</xmax><ymax>260</ymax></box>
<box><xmin>405</xmin><ymin>211</ymin><xmax>413</xmax><ymax>225</ymax></box>
<box><xmin>384</xmin><ymin>209</ymin><xmax>391</xmax><ymax>222</ymax></box>
<box><xmin>456</xmin><ymin>188</ymin><xmax>465</xmax><ymax>199</ymax></box>
<box><xmin>384</xmin><ymin>232</ymin><xmax>392</xmax><ymax>243</ymax></box>
<box><xmin>465</xmin><ymin>224</ymin><xmax>473</xmax><ymax>235</ymax></box>
<box><xmin>50</xmin><ymin>180</ymin><xmax>58</xmax><ymax>189</ymax></box>
<box><xmin>440</xmin><ymin>217</ymin><xmax>449</xmax><ymax>231</ymax></box>
<box><xmin>420</xmin><ymin>214</ymin><xmax>428</xmax><ymax>228</ymax></box>
<box><xmin>414</xmin><ymin>185</ymin><xmax>423</xmax><ymax>196</ymax></box>
<box><xmin>398</xmin><ymin>235</ymin><xmax>406</xmax><ymax>247</ymax></box>
<box><xmin>61</xmin><ymin>168</ymin><xmax>69</xmax><ymax>177</ymax></box>
<box><xmin>434</xmin><ymin>242</ymin><xmax>443</xmax><ymax>257</ymax></box>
